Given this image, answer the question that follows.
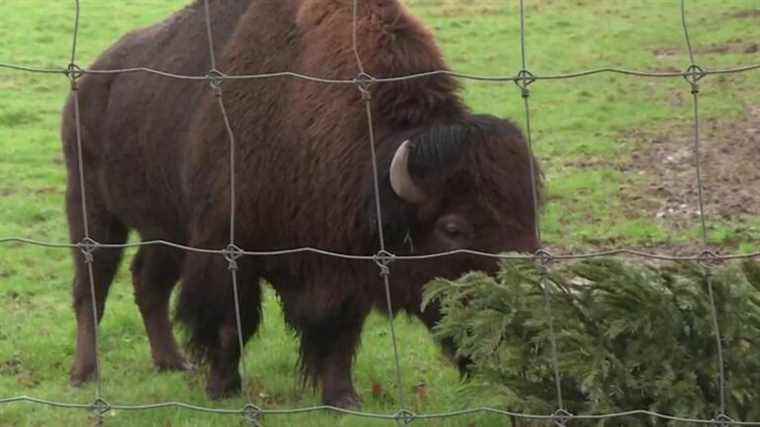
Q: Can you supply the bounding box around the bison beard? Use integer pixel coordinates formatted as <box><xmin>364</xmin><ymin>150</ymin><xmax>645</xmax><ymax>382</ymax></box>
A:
<box><xmin>61</xmin><ymin>0</ymin><xmax>541</xmax><ymax>409</ymax></box>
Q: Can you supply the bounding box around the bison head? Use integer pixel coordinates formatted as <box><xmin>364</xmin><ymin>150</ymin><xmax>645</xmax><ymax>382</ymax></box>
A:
<box><xmin>373</xmin><ymin>113</ymin><xmax>541</xmax><ymax>257</ymax></box>
<box><xmin>369</xmin><ymin>113</ymin><xmax>542</xmax><ymax>373</ymax></box>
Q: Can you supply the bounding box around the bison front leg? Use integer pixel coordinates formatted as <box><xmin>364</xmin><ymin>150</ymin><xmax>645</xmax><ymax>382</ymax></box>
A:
<box><xmin>203</xmin><ymin>283</ymin><xmax>262</xmax><ymax>400</ymax></box>
<box><xmin>289</xmin><ymin>302</ymin><xmax>369</xmax><ymax>409</ymax></box>
<box><xmin>176</xmin><ymin>252</ymin><xmax>263</xmax><ymax>400</ymax></box>
<box><xmin>415</xmin><ymin>300</ymin><xmax>473</xmax><ymax>375</ymax></box>
<box><xmin>205</xmin><ymin>320</ymin><xmax>245</xmax><ymax>399</ymax></box>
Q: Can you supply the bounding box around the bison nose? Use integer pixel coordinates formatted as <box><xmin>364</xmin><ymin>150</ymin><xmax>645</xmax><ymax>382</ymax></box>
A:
<box><xmin>440</xmin><ymin>335</ymin><xmax>474</xmax><ymax>377</ymax></box>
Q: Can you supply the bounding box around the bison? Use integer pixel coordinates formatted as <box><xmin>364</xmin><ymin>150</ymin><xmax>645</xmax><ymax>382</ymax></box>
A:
<box><xmin>61</xmin><ymin>0</ymin><xmax>541</xmax><ymax>409</ymax></box>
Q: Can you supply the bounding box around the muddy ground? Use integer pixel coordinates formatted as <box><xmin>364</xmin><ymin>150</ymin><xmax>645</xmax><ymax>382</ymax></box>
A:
<box><xmin>627</xmin><ymin>104</ymin><xmax>760</xmax><ymax>238</ymax></box>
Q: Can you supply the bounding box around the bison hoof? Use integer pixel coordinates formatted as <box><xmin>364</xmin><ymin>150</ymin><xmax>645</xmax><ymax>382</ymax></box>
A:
<box><xmin>156</xmin><ymin>357</ymin><xmax>195</xmax><ymax>373</ymax></box>
<box><xmin>206</xmin><ymin>375</ymin><xmax>242</xmax><ymax>400</ymax></box>
<box><xmin>69</xmin><ymin>366</ymin><xmax>96</xmax><ymax>387</ymax></box>
<box><xmin>324</xmin><ymin>393</ymin><xmax>362</xmax><ymax>411</ymax></box>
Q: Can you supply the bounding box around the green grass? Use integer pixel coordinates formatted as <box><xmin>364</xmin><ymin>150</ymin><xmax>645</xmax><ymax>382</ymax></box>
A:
<box><xmin>1</xmin><ymin>0</ymin><xmax>759</xmax><ymax>426</ymax></box>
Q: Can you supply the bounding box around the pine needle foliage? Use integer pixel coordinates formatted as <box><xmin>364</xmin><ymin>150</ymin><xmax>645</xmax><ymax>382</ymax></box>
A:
<box><xmin>422</xmin><ymin>258</ymin><xmax>760</xmax><ymax>425</ymax></box>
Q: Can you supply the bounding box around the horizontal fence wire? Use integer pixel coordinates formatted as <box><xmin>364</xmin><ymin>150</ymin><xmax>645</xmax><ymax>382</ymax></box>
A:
<box><xmin>2</xmin><ymin>237</ymin><xmax>760</xmax><ymax>262</ymax></box>
<box><xmin>6</xmin><ymin>395</ymin><xmax>760</xmax><ymax>425</ymax></box>
<box><xmin>1</xmin><ymin>0</ymin><xmax>760</xmax><ymax>425</ymax></box>
<box><xmin>3</xmin><ymin>62</ymin><xmax>760</xmax><ymax>82</ymax></box>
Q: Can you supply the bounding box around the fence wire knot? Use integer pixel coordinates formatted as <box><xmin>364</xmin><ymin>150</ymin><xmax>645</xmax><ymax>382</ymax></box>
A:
<box><xmin>207</xmin><ymin>68</ymin><xmax>226</xmax><ymax>90</ymax></box>
<box><xmin>712</xmin><ymin>413</ymin><xmax>734</xmax><ymax>427</ymax></box>
<box><xmin>393</xmin><ymin>409</ymin><xmax>416</xmax><ymax>425</ymax></box>
<box><xmin>89</xmin><ymin>398</ymin><xmax>111</xmax><ymax>417</ymax></box>
<box><xmin>65</xmin><ymin>63</ymin><xmax>84</xmax><ymax>81</ymax></box>
<box><xmin>223</xmin><ymin>243</ymin><xmax>244</xmax><ymax>271</ymax></box>
<box><xmin>353</xmin><ymin>72</ymin><xmax>376</xmax><ymax>100</ymax></box>
<box><xmin>78</xmin><ymin>237</ymin><xmax>99</xmax><ymax>264</ymax></box>
<box><xmin>515</xmin><ymin>69</ymin><xmax>536</xmax><ymax>97</ymax></box>
<box><xmin>65</xmin><ymin>63</ymin><xmax>84</xmax><ymax>90</ymax></box>
<box><xmin>373</xmin><ymin>249</ymin><xmax>395</xmax><ymax>277</ymax></box>
<box><xmin>684</xmin><ymin>64</ymin><xmax>705</xmax><ymax>93</ymax></box>
<box><xmin>534</xmin><ymin>249</ymin><xmax>555</xmax><ymax>268</ymax></box>
<box><xmin>551</xmin><ymin>409</ymin><xmax>573</xmax><ymax>427</ymax></box>
<box><xmin>242</xmin><ymin>403</ymin><xmax>263</xmax><ymax>426</ymax></box>
<box><xmin>698</xmin><ymin>250</ymin><xmax>721</xmax><ymax>269</ymax></box>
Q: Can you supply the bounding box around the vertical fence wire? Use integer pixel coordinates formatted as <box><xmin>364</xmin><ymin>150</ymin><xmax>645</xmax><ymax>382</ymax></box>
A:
<box><xmin>681</xmin><ymin>0</ymin><xmax>708</xmax><ymax>244</ymax></box>
<box><xmin>69</xmin><ymin>0</ymin><xmax>80</xmax><ymax>69</ymax></box>
<box><xmin>203</xmin><ymin>0</ymin><xmax>218</xmax><ymax>71</ymax></box>
<box><xmin>680</xmin><ymin>0</ymin><xmax>729</xmax><ymax>421</ymax></box>
<box><xmin>67</xmin><ymin>0</ymin><xmax>109</xmax><ymax>424</ymax></box>
<box><xmin>351</xmin><ymin>0</ymin><xmax>408</xmax><ymax>417</ymax></box>
<box><xmin>201</xmin><ymin>1</ymin><xmax>260</xmax><ymax>425</ymax></box>
<box><xmin>516</xmin><ymin>0</ymin><xmax>567</xmax><ymax>420</ymax></box>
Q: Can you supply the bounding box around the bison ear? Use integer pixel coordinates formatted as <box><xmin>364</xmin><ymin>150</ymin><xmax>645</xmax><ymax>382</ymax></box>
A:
<box><xmin>405</xmin><ymin>122</ymin><xmax>471</xmax><ymax>187</ymax></box>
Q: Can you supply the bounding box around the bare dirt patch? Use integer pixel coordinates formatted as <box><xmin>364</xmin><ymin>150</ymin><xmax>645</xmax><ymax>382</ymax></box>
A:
<box><xmin>627</xmin><ymin>105</ymin><xmax>760</xmax><ymax>230</ymax></box>
<box><xmin>733</xmin><ymin>10</ymin><xmax>760</xmax><ymax>19</ymax></box>
<box><xmin>653</xmin><ymin>40</ymin><xmax>760</xmax><ymax>59</ymax></box>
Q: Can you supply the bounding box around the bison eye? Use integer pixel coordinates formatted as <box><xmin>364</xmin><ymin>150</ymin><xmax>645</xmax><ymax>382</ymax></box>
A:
<box><xmin>435</xmin><ymin>214</ymin><xmax>474</xmax><ymax>248</ymax></box>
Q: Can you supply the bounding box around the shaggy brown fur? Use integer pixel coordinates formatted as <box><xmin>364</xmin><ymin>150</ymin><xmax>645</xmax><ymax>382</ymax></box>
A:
<box><xmin>61</xmin><ymin>0</ymin><xmax>541</xmax><ymax>408</ymax></box>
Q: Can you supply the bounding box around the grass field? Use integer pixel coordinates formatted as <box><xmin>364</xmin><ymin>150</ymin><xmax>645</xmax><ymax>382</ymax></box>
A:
<box><xmin>1</xmin><ymin>0</ymin><xmax>759</xmax><ymax>426</ymax></box>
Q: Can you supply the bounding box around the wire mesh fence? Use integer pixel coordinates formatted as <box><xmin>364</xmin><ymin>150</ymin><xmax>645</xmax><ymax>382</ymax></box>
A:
<box><xmin>1</xmin><ymin>0</ymin><xmax>760</xmax><ymax>425</ymax></box>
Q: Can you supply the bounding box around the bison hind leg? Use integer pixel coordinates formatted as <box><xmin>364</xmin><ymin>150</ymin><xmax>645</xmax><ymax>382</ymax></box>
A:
<box><xmin>131</xmin><ymin>245</ymin><xmax>191</xmax><ymax>372</ymax></box>
<box><xmin>68</xmin><ymin>209</ymin><xmax>129</xmax><ymax>387</ymax></box>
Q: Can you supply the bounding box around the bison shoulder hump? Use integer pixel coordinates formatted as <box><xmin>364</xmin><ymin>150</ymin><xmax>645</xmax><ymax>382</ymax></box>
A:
<box><xmin>296</xmin><ymin>0</ymin><xmax>405</xmax><ymax>30</ymax></box>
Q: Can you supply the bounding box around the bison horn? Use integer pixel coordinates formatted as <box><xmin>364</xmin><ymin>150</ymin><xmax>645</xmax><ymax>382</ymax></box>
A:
<box><xmin>390</xmin><ymin>140</ymin><xmax>428</xmax><ymax>204</ymax></box>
